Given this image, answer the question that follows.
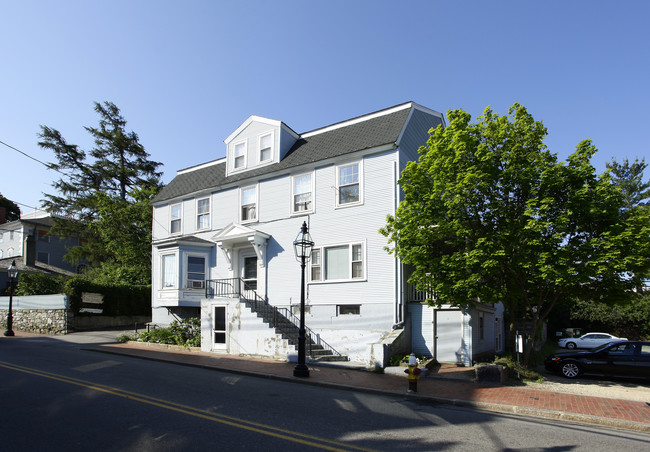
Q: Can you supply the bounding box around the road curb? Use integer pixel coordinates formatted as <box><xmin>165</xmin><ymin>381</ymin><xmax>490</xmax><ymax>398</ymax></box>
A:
<box><xmin>86</xmin><ymin>345</ymin><xmax>650</xmax><ymax>433</ymax></box>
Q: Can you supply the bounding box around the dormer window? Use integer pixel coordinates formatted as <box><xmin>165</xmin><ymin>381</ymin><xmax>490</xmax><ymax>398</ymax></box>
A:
<box><xmin>234</xmin><ymin>141</ymin><xmax>247</xmax><ymax>169</ymax></box>
<box><xmin>259</xmin><ymin>133</ymin><xmax>273</xmax><ymax>163</ymax></box>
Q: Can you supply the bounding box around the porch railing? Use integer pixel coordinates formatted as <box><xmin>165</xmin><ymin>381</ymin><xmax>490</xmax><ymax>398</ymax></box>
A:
<box><xmin>406</xmin><ymin>283</ymin><xmax>436</xmax><ymax>303</ymax></box>
<box><xmin>205</xmin><ymin>278</ymin><xmax>343</xmax><ymax>358</ymax></box>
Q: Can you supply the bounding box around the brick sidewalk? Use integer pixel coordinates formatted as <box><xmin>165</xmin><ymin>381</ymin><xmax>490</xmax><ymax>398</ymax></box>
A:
<box><xmin>94</xmin><ymin>342</ymin><xmax>650</xmax><ymax>432</ymax></box>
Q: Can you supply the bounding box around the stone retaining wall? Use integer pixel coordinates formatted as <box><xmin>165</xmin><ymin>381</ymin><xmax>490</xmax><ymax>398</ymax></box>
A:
<box><xmin>0</xmin><ymin>308</ymin><xmax>73</xmax><ymax>334</ymax></box>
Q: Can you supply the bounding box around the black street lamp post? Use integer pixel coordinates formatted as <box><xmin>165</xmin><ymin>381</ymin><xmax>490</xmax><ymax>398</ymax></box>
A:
<box><xmin>293</xmin><ymin>221</ymin><xmax>314</xmax><ymax>378</ymax></box>
<box><xmin>4</xmin><ymin>260</ymin><xmax>18</xmax><ymax>337</ymax></box>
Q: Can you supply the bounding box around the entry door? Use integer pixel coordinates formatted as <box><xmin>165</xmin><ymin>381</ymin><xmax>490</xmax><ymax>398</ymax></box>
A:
<box><xmin>434</xmin><ymin>309</ymin><xmax>463</xmax><ymax>364</ymax></box>
<box><xmin>239</xmin><ymin>252</ymin><xmax>258</xmax><ymax>293</ymax></box>
<box><xmin>213</xmin><ymin>306</ymin><xmax>226</xmax><ymax>350</ymax></box>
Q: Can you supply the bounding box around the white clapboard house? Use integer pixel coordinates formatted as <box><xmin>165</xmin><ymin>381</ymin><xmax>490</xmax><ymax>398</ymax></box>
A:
<box><xmin>150</xmin><ymin>102</ymin><xmax>503</xmax><ymax>366</ymax></box>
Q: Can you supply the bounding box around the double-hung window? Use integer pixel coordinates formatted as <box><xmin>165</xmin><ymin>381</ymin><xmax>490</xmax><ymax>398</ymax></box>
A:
<box><xmin>292</xmin><ymin>173</ymin><xmax>313</xmax><ymax>213</ymax></box>
<box><xmin>170</xmin><ymin>204</ymin><xmax>182</xmax><ymax>234</ymax></box>
<box><xmin>197</xmin><ymin>197</ymin><xmax>210</xmax><ymax>230</ymax></box>
<box><xmin>336</xmin><ymin>162</ymin><xmax>361</xmax><ymax>206</ymax></box>
<box><xmin>162</xmin><ymin>254</ymin><xmax>177</xmax><ymax>288</ymax></box>
<box><xmin>234</xmin><ymin>141</ymin><xmax>247</xmax><ymax>170</ymax></box>
<box><xmin>259</xmin><ymin>133</ymin><xmax>273</xmax><ymax>163</ymax></box>
<box><xmin>310</xmin><ymin>243</ymin><xmax>364</xmax><ymax>281</ymax></box>
<box><xmin>187</xmin><ymin>256</ymin><xmax>206</xmax><ymax>289</ymax></box>
<box><xmin>240</xmin><ymin>186</ymin><xmax>257</xmax><ymax>222</ymax></box>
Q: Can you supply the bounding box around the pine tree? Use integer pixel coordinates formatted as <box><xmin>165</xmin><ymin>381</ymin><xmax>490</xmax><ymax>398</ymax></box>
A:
<box><xmin>38</xmin><ymin>101</ymin><xmax>162</xmax><ymax>280</ymax></box>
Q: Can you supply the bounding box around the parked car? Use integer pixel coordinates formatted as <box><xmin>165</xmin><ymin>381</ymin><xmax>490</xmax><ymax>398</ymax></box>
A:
<box><xmin>544</xmin><ymin>341</ymin><xmax>650</xmax><ymax>379</ymax></box>
<box><xmin>557</xmin><ymin>332</ymin><xmax>627</xmax><ymax>349</ymax></box>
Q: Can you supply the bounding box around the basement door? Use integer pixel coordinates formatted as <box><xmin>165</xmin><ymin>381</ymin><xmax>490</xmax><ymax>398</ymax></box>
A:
<box><xmin>434</xmin><ymin>309</ymin><xmax>464</xmax><ymax>364</ymax></box>
<box><xmin>212</xmin><ymin>306</ymin><xmax>227</xmax><ymax>350</ymax></box>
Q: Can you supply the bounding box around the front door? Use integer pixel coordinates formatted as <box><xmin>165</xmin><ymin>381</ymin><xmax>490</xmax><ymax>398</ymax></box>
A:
<box><xmin>239</xmin><ymin>251</ymin><xmax>258</xmax><ymax>293</ymax></box>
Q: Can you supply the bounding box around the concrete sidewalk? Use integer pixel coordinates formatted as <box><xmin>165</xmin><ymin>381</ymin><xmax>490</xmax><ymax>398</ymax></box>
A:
<box><xmin>4</xmin><ymin>331</ymin><xmax>649</xmax><ymax>432</ymax></box>
<box><xmin>88</xmin><ymin>340</ymin><xmax>650</xmax><ymax>433</ymax></box>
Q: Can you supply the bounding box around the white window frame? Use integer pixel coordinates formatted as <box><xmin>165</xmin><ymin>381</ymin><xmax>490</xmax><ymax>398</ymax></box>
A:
<box><xmin>291</xmin><ymin>172</ymin><xmax>314</xmax><ymax>214</ymax></box>
<box><xmin>259</xmin><ymin>132</ymin><xmax>273</xmax><ymax>163</ymax></box>
<box><xmin>310</xmin><ymin>242</ymin><xmax>365</xmax><ymax>282</ymax></box>
<box><xmin>240</xmin><ymin>185</ymin><xmax>258</xmax><ymax>223</ymax></box>
<box><xmin>196</xmin><ymin>197</ymin><xmax>210</xmax><ymax>231</ymax></box>
<box><xmin>335</xmin><ymin>160</ymin><xmax>363</xmax><ymax>207</ymax></box>
<box><xmin>186</xmin><ymin>254</ymin><xmax>207</xmax><ymax>289</ymax></box>
<box><xmin>170</xmin><ymin>203</ymin><xmax>182</xmax><ymax>235</ymax></box>
<box><xmin>337</xmin><ymin>304</ymin><xmax>361</xmax><ymax>316</ymax></box>
<box><xmin>233</xmin><ymin>140</ymin><xmax>247</xmax><ymax>171</ymax></box>
<box><xmin>161</xmin><ymin>253</ymin><xmax>177</xmax><ymax>289</ymax></box>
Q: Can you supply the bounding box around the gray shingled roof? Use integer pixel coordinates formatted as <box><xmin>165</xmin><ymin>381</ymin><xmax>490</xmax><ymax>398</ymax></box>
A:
<box><xmin>153</xmin><ymin>106</ymin><xmax>412</xmax><ymax>203</ymax></box>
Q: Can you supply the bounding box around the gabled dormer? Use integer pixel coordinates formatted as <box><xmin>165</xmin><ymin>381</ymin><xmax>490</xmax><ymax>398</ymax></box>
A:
<box><xmin>224</xmin><ymin>115</ymin><xmax>299</xmax><ymax>177</ymax></box>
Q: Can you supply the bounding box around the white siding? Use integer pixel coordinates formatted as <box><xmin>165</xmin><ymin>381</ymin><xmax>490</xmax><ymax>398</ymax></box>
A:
<box><xmin>409</xmin><ymin>303</ymin><xmax>434</xmax><ymax>357</ymax></box>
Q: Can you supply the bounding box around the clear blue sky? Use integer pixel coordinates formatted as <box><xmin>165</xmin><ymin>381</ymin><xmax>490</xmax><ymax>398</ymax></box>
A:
<box><xmin>2</xmin><ymin>1</ymin><xmax>648</xmax><ymax>214</ymax></box>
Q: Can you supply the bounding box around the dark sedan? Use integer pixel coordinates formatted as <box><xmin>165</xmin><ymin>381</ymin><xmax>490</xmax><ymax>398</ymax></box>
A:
<box><xmin>544</xmin><ymin>341</ymin><xmax>650</xmax><ymax>379</ymax></box>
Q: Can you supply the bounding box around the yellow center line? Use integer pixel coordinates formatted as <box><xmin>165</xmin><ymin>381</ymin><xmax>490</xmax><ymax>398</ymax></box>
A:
<box><xmin>0</xmin><ymin>360</ymin><xmax>377</xmax><ymax>452</ymax></box>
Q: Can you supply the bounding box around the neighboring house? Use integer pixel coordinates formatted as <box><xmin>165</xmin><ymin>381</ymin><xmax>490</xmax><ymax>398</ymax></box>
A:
<box><xmin>0</xmin><ymin>209</ymin><xmax>79</xmax><ymax>289</ymax></box>
<box><xmin>150</xmin><ymin>102</ymin><xmax>503</xmax><ymax>367</ymax></box>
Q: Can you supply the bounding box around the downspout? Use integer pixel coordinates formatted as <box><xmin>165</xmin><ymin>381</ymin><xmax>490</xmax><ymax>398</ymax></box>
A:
<box><xmin>392</xmin><ymin>157</ymin><xmax>404</xmax><ymax>329</ymax></box>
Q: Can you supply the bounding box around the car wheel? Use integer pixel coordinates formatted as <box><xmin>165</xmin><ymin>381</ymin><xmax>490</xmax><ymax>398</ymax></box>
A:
<box><xmin>561</xmin><ymin>362</ymin><xmax>581</xmax><ymax>379</ymax></box>
<box><xmin>566</xmin><ymin>342</ymin><xmax>576</xmax><ymax>349</ymax></box>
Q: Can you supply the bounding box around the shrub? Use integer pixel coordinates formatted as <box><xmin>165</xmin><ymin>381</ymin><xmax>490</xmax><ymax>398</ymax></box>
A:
<box><xmin>139</xmin><ymin>328</ymin><xmax>175</xmax><ymax>344</ymax></box>
<box><xmin>494</xmin><ymin>354</ymin><xmax>544</xmax><ymax>382</ymax></box>
<box><xmin>388</xmin><ymin>353</ymin><xmax>428</xmax><ymax>367</ymax></box>
<box><xmin>138</xmin><ymin>318</ymin><xmax>200</xmax><ymax>347</ymax></box>
<box><xmin>14</xmin><ymin>273</ymin><xmax>67</xmax><ymax>296</ymax></box>
<box><xmin>117</xmin><ymin>334</ymin><xmax>136</xmax><ymax>343</ymax></box>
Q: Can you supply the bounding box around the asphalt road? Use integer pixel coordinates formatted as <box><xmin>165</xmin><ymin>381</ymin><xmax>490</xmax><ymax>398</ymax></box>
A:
<box><xmin>1</xmin><ymin>335</ymin><xmax>649</xmax><ymax>451</ymax></box>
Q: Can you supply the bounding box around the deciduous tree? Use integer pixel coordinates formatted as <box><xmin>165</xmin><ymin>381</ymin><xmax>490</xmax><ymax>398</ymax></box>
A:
<box><xmin>381</xmin><ymin>103</ymin><xmax>650</xmax><ymax>364</ymax></box>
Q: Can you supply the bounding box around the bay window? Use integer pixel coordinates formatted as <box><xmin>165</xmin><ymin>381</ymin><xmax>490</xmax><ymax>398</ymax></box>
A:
<box><xmin>162</xmin><ymin>254</ymin><xmax>177</xmax><ymax>288</ymax></box>
<box><xmin>187</xmin><ymin>256</ymin><xmax>206</xmax><ymax>289</ymax></box>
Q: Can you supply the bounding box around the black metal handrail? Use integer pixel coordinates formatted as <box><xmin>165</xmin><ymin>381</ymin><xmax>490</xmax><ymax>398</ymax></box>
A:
<box><xmin>205</xmin><ymin>278</ymin><xmax>343</xmax><ymax>358</ymax></box>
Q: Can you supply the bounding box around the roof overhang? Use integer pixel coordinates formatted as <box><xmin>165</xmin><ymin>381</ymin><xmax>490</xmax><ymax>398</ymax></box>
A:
<box><xmin>212</xmin><ymin>223</ymin><xmax>271</xmax><ymax>270</ymax></box>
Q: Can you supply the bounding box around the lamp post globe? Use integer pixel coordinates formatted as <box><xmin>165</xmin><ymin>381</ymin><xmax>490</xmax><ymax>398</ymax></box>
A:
<box><xmin>293</xmin><ymin>221</ymin><xmax>314</xmax><ymax>378</ymax></box>
<box><xmin>4</xmin><ymin>260</ymin><xmax>18</xmax><ymax>337</ymax></box>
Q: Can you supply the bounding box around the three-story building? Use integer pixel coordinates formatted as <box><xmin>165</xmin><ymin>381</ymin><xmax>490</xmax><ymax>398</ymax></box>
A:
<box><xmin>151</xmin><ymin>102</ymin><xmax>502</xmax><ymax>366</ymax></box>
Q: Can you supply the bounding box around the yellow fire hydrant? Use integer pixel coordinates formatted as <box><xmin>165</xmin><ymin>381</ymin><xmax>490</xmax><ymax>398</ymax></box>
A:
<box><xmin>403</xmin><ymin>353</ymin><xmax>422</xmax><ymax>393</ymax></box>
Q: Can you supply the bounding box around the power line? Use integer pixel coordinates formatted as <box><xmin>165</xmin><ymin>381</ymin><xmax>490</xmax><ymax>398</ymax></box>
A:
<box><xmin>0</xmin><ymin>139</ymin><xmax>66</xmax><ymax>175</ymax></box>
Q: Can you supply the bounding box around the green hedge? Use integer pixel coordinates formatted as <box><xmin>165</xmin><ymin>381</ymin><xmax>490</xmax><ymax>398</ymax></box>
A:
<box><xmin>13</xmin><ymin>273</ymin><xmax>150</xmax><ymax>316</ymax></box>
<box><xmin>14</xmin><ymin>273</ymin><xmax>66</xmax><ymax>296</ymax></box>
<box><xmin>65</xmin><ymin>278</ymin><xmax>151</xmax><ymax>316</ymax></box>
